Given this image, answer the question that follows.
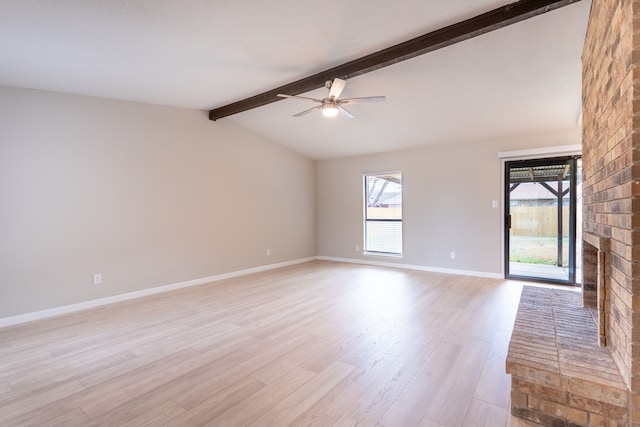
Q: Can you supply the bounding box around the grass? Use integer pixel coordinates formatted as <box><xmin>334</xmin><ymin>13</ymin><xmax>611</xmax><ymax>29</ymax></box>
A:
<box><xmin>510</xmin><ymin>235</ymin><xmax>569</xmax><ymax>266</ymax></box>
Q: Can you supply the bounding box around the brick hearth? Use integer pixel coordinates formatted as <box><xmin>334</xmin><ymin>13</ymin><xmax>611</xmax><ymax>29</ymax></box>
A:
<box><xmin>506</xmin><ymin>286</ymin><xmax>628</xmax><ymax>426</ymax></box>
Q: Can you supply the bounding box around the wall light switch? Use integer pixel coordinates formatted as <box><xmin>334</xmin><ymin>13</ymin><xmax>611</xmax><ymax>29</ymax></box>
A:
<box><xmin>492</xmin><ymin>200</ymin><xmax>498</xmax><ymax>209</ymax></box>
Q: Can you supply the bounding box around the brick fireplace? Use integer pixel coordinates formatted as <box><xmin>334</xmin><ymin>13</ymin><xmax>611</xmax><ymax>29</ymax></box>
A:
<box><xmin>507</xmin><ymin>0</ymin><xmax>640</xmax><ymax>425</ymax></box>
<box><xmin>582</xmin><ymin>0</ymin><xmax>638</xmax><ymax>424</ymax></box>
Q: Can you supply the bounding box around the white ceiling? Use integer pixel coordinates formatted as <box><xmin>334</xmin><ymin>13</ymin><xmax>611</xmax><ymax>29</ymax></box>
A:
<box><xmin>0</xmin><ymin>0</ymin><xmax>591</xmax><ymax>160</ymax></box>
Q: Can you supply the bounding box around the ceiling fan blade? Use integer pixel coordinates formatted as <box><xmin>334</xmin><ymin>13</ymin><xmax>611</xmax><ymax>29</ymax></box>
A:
<box><xmin>293</xmin><ymin>105</ymin><xmax>322</xmax><ymax>117</ymax></box>
<box><xmin>277</xmin><ymin>94</ymin><xmax>323</xmax><ymax>103</ymax></box>
<box><xmin>340</xmin><ymin>96</ymin><xmax>386</xmax><ymax>104</ymax></box>
<box><xmin>338</xmin><ymin>106</ymin><xmax>354</xmax><ymax>119</ymax></box>
<box><xmin>328</xmin><ymin>78</ymin><xmax>346</xmax><ymax>100</ymax></box>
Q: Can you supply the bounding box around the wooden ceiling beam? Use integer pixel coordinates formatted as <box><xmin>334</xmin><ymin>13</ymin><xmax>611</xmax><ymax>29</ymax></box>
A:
<box><xmin>208</xmin><ymin>0</ymin><xmax>582</xmax><ymax>121</ymax></box>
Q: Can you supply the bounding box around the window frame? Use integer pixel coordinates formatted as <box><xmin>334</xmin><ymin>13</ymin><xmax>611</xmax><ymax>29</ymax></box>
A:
<box><xmin>363</xmin><ymin>171</ymin><xmax>403</xmax><ymax>257</ymax></box>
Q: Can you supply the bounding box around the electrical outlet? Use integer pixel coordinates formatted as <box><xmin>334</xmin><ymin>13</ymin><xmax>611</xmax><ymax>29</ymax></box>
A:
<box><xmin>92</xmin><ymin>273</ymin><xmax>102</xmax><ymax>285</ymax></box>
<box><xmin>355</xmin><ymin>245</ymin><xmax>360</xmax><ymax>252</ymax></box>
<box><xmin>266</xmin><ymin>249</ymin><xmax>271</xmax><ymax>256</ymax></box>
<box><xmin>450</xmin><ymin>252</ymin><xmax>456</xmax><ymax>260</ymax></box>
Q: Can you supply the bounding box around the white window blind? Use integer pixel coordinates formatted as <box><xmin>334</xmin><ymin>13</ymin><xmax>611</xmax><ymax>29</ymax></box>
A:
<box><xmin>364</xmin><ymin>172</ymin><xmax>402</xmax><ymax>255</ymax></box>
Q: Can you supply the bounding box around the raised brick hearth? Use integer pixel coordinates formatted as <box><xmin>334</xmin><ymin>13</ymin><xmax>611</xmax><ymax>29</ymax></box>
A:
<box><xmin>506</xmin><ymin>286</ymin><xmax>628</xmax><ymax>426</ymax></box>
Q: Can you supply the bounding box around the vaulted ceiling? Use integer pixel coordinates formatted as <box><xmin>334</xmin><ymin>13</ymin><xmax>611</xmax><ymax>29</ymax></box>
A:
<box><xmin>0</xmin><ymin>0</ymin><xmax>591</xmax><ymax>160</ymax></box>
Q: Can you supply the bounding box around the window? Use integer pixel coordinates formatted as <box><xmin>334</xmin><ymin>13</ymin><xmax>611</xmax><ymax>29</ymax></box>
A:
<box><xmin>364</xmin><ymin>172</ymin><xmax>402</xmax><ymax>255</ymax></box>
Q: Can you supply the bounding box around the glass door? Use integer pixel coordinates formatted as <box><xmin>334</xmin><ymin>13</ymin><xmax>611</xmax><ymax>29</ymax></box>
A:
<box><xmin>504</xmin><ymin>156</ymin><xmax>579</xmax><ymax>284</ymax></box>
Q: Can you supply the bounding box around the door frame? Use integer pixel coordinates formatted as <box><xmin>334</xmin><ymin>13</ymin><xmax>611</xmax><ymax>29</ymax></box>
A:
<box><xmin>503</xmin><ymin>155</ymin><xmax>579</xmax><ymax>285</ymax></box>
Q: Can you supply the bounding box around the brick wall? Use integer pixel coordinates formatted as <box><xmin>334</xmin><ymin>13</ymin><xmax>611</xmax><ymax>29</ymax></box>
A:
<box><xmin>582</xmin><ymin>0</ymin><xmax>639</xmax><ymax>423</ymax></box>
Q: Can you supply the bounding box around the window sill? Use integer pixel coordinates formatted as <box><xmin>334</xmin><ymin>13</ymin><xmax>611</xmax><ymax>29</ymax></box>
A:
<box><xmin>363</xmin><ymin>251</ymin><xmax>403</xmax><ymax>259</ymax></box>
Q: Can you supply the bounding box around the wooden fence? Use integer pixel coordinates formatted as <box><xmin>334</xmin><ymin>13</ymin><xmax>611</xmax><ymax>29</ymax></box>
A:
<box><xmin>511</xmin><ymin>206</ymin><xmax>570</xmax><ymax>237</ymax></box>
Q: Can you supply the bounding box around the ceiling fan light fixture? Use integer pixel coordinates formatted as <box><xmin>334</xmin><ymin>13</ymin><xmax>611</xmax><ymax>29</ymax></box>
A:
<box><xmin>322</xmin><ymin>103</ymin><xmax>339</xmax><ymax>117</ymax></box>
<box><xmin>278</xmin><ymin>78</ymin><xmax>384</xmax><ymax>118</ymax></box>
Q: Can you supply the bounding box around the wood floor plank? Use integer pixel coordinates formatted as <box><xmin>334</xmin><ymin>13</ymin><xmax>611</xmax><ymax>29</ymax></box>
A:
<box><xmin>419</xmin><ymin>419</ymin><xmax>448</xmax><ymax>427</ymax></box>
<box><xmin>206</xmin><ymin>366</ymin><xmax>316</xmax><ymax>426</ymax></box>
<box><xmin>81</xmin><ymin>350</ymin><xmax>254</xmax><ymax>426</ymax></box>
<box><xmin>250</xmin><ymin>334</ymin><xmax>340</xmax><ymax>384</ymax></box>
<box><xmin>173</xmin><ymin>333</ymin><xmax>315</xmax><ymax>410</ymax></box>
<box><xmin>378</xmin><ymin>340</ymin><xmax>462</xmax><ymax>427</ymax></box>
<box><xmin>297</xmin><ymin>323</ymin><xmax>378</xmax><ymax>373</ymax></box>
<box><xmin>4</xmin><ymin>327</ymin><xmax>78</xmax><ymax>351</ymax></box>
<box><xmin>473</xmin><ymin>352</ymin><xmax>513</xmax><ymax>408</ymax></box>
<box><xmin>162</xmin><ymin>376</ymin><xmax>265</xmax><ymax>426</ymax></box>
<box><xmin>120</xmin><ymin>400</ymin><xmax>186</xmax><ymax>427</ymax></box>
<box><xmin>0</xmin><ymin>380</ymin><xmax>86</xmax><ymax>425</ymax></box>
<box><xmin>247</xmin><ymin>360</ymin><xmax>355</xmax><ymax>427</ymax></box>
<box><xmin>332</xmin><ymin>347</ymin><xmax>436</xmax><ymax>427</ymax></box>
<box><xmin>461</xmin><ymin>398</ymin><xmax>509</xmax><ymax>427</ymax></box>
<box><xmin>289</xmin><ymin>351</ymin><xmax>398</xmax><ymax>426</ymax></box>
<box><xmin>0</xmin><ymin>381</ymin><xmax>11</xmax><ymax>395</ymax></box>
<box><xmin>0</xmin><ymin>348</ymin><xmax>55</xmax><ymax>377</ymax></box>
<box><xmin>44</xmin><ymin>308</ymin><xmax>200</xmax><ymax>358</ymax></box>
<box><xmin>75</xmin><ymin>348</ymin><xmax>205</xmax><ymax>419</ymax></box>
<box><xmin>0</xmin><ymin>261</ymin><xmax>526</xmax><ymax>426</ymax></box>
<box><xmin>46</xmin><ymin>407</ymin><xmax>91</xmax><ymax>427</ymax></box>
<box><xmin>7</xmin><ymin>350</ymin><xmax>137</xmax><ymax>391</ymax></box>
<box><xmin>153</xmin><ymin>349</ymin><xmax>256</xmax><ymax>411</ymax></box>
<box><xmin>0</xmin><ymin>323</ymin><xmax>40</xmax><ymax>342</ymax></box>
<box><xmin>77</xmin><ymin>329</ymin><xmax>258</xmax><ymax>389</ymax></box>
<box><xmin>424</xmin><ymin>339</ymin><xmax>492</xmax><ymax>426</ymax></box>
<box><xmin>128</xmin><ymin>321</ymin><xmax>242</xmax><ymax>357</ymax></box>
<box><xmin>84</xmin><ymin>391</ymin><xmax>185</xmax><ymax>427</ymax></box>
<box><xmin>412</xmin><ymin>305</ymin><xmax>465</xmax><ymax>349</ymax></box>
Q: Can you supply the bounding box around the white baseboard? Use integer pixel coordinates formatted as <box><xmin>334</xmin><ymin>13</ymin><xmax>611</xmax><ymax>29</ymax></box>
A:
<box><xmin>0</xmin><ymin>257</ymin><xmax>317</xmax><ymax>328</ymax></box>
<box><xmin>317</xmin><ymin>256</ymin><xmax>503</xmax><ymax>279</ymax></box>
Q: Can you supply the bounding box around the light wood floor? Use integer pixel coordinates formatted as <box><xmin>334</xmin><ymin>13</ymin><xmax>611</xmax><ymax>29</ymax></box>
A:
<box><xmin>0</xmin><ymin>260</ymin><xmax>534</xmax><ymax>426</ymax></box>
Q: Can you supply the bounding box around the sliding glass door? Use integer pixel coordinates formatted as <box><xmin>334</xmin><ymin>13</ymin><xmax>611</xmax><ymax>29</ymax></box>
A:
<box><xmin>505</xmin><ymin>156</ymin><xmax>580</xmax><ymax>284</ymax></box>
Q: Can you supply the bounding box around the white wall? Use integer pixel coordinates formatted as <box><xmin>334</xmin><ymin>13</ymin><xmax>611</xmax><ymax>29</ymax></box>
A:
<box><xmin>316</xmin><ymin>131</ymin><xmax>580</xmax><ymax>276</ymax></box>
<box><xmin>0</xmin><ymin>86</ymin><xmax>316</xmax><ymax>318</ymax></box>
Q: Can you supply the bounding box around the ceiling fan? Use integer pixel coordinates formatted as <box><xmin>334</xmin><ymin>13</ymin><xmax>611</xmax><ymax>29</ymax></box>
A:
<box><xmin>277</xmin><ymin>78</ymin><xmax>385</xmax><ymax>119</ymax></box>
